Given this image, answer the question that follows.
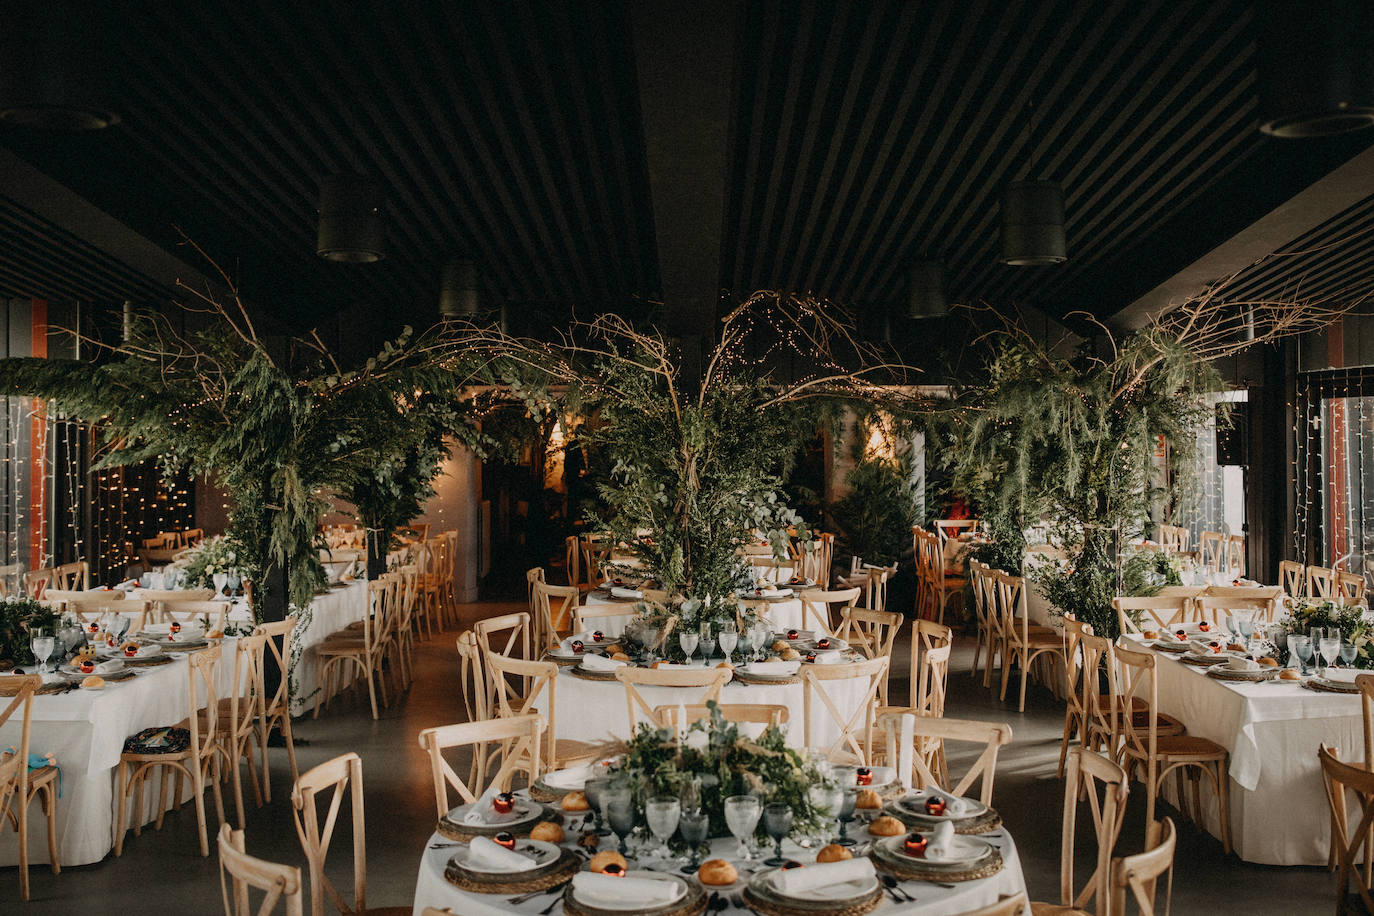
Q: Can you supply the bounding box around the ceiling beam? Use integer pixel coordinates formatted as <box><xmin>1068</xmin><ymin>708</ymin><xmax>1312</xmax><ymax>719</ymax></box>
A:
<box><xmin>0</xmin><ymin>144</ymin><xmax>220</xmax><ymax>301</ymax></box>
<box><xmin>1110</xmin><ymin>142</ymin><xmax>1374</xmax><ymax>332</ymax></box>
<box><xmin>630</xmin><ymin>0</ymin><xmax>738</xmax><ymax>354</ymax></box>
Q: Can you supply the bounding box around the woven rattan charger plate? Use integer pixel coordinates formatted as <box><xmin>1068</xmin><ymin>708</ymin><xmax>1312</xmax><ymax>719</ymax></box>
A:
<box><xmin>742</xmin><ymin>884</ymin><xmax>883</xmax><ymax>916</ymax></box>
<box><xmin>567</xmin><ymin>665</ymin><xmax>624</xmax><ymax>682</ymax></box>
<box><xmin>733</xmin><ymin>670</ymin><xmax>802</xmax><ymax>686</ymax></box>
<box><xmin>881</xmin><ymin>801</ymin><xmax>1003</xmax><ymax>835</ymax></box>
<box><xmin>563</xmin><ymin>875</ymin><xmax>707</xmax><ymax>916</ymax></box>
<box><xmin>871</xmin><ymin>842</ymin><xmax>1005</xmax><ymax>883</ymax></box>
<box><xmin>1302</xmin><ymin>678</ymin><xmax>1362</xmax><ymax>695</ymax></box>
<box><xmin>443</xmin><ymin>846</ymin><xmax>579</xmax><ymax>894</ymax></box>
<box><xmin>124</xmin><ymin>653</ymin><xmax>175</xmax><ymax>667</ymax></box>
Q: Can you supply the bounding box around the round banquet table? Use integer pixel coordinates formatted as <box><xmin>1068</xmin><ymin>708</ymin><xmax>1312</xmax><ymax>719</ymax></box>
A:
<box><xmin>552</xmin><ymin>663</ymin><xmax>869</xmax><ymax>751</ymax></box>
<box><xmin>580</xmin><ymin>591</ymin><xmax>809</xmax><ymax>637</ymax></box>
<box><xmin>411</xmin><ymin>821</ymin><xmax>1027</xmax><ymax>916</ymax></box>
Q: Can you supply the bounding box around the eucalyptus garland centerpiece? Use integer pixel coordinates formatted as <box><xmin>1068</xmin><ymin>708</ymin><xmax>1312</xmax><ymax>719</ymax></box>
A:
<box><xmin>613</xmin><ymin>701</ymin><xmax>831</xmax><ymax>839</ymax></box>
<box><xmin>0</xmin><ymin>597</ymin><xmax>60</xmax><ymax>667</ymax></box>
<box><xmin>173</xmin><ymin>534</ymin><xmax>250</xmax><ymax>590</ymax></box>
<box><xmin>1274</xmin><ymin>598</ymin><xmax>1372</xmax><ymax>667</ymax></box>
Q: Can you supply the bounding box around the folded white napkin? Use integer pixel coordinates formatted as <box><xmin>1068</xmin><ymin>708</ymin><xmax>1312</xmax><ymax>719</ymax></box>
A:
<box><xmin>572</xmin><ymin>872</ymin><xmax>678</xmax><ymax>907</ymax></box>
<box><xmin>1325</xmin><ymin>668</ymin><xmax>1361</xmax><ymax>685</ymax></box>
<box><xmin>580</xmin><ymin>654</ymin><xmax>629</xmax><ymax>672</ymax></box>
<box><xmin>461</xmin><ymin>786</ymin><xmax>521</xmax><ymax>825</ymax></box>
<box><xmin>544</xmin><ymin>764</ymin><xmax>593</xmax><ymax>789</ymax></box>
<box><xmin>610</xmin><ymin>587</ymin><xmax>643</xmax><ymax>599</ymax></box>
<box><xmin>465</xmin><ymin>836</ymin><xmax>533</xmax><ymax>870</ymax></box>
<box><xmin>776</xmin><ymin>857</ymin><xmax>876</xmax><ymax>895</ymax></box>
<box><xmin>133</xmin><ymin>644</ymin><xmax>162</xmax><ymax>658</ymax></box>
<box><xmin>746</xmin><ymin>660</ymin><xmax>801</xmax><ymax>676</ymax></box>
<box><xmin>923</xmin><ymin>821</ymin><xmax>957</xmax><ymax>861</ymax></box>
<box><xmin>116</xmin><ymin>579</ymin><xmax>139</xmax><ymax>591</ymax></box>
<box><xmin>558</xmin><ymin>636</ymin><xmax>585</xmax><ymax>653</ymax></box>
<box><xmin>1226</xmin><ymin>656</ymin><xmax>1260</xmax><ymax>671</ymax></box>
<box><xmin>811</xmin><ymin>650</ymin><xmax>843</xmax><ymax>665</ymax></box>
<box><xmin>748</xmin><ymin>586</ymin><xmax>785</xmax><ymax>597</ymax></box>
<box><xmin>921</xmin><ymin>786</ymin><xmax>971</xmax><ymax>816</ymax></box>
<box><xmin>1188</xmin><ymin>639</ymin><xmax>1223</xmax><ymax>656</ymax></box>
<box><xmin>94</xmin><ymin>659</ymin><xmax>124</xmax><ymax>675</ymax></box>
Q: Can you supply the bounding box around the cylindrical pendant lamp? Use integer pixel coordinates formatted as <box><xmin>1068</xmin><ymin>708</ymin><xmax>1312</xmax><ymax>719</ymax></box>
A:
<box><xmin>1257</xmin><ymin>0</ymin><xmax>1374</xmax><ymax>137</ymax></box>
<box><xmin>316</xmin><ymin>175</ymin><xmax>384</xmax><ymax>263</ymax></box>
<box><xmin>0</xmin><ymin>4</ymin><xmax>120</xmax><ymax>129</ymax></box>
<box><xmin>1000</xmin><ymin>180</ymin><xmax>1067</xmax><ymax>266</ymax></box>
<box><xmin>907</xmin><ymin>260</ymin><xmax>948</xmax><ymax>319</ymax></box>
<box><xmin>439</xmin><ymin>258</ymin><xmax>479</xmax><ymax>318</ymax></box>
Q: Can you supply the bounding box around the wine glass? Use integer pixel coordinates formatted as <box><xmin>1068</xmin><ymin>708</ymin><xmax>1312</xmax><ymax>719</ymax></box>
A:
<box><xmin>763</xmin><ymin>802</ymin><xmax>794</xmax><ymax>866</ymax></box>
<box><xmin>719</xmin><ymin>624</ymin><xmax>739</xmax><ymax>662</ymax></box>
<box><xmin>1341</xmin><ymin>638</ymin><xmax>1359</xmax><ymax>668</ymax></box>
<box><xmin>645</xmin><ymin>796</ymin><xmax>681</xmax><ymax>860</ymax></box>
<box><xmin>834</xmin><ymin>788</ymin><xmax>859</xmax><ymax>846</ymax></box>
<box><xmin>678</xmin><ymin>809</ymin><xmax>709</xmax><ymax>875</ymax></box>
<box><xmin>808</xmin><ymin>783</ymin><xmax>843</xmax><ymax>845</ymax></box>
<box><xmin>605</xmin><ymin>789</ymin><xmax>636</xmax><ymax>855</ymax></box>
<box><xmin>641</xmin><ymin>626</ymin><xmax>661</xmax><ymax>662</ymax></box>
<box><xmin>29</xmin><ymin>628</ymin><xmax>54</xmax><ymax>675</ymax></box>
<box><xmin>1320</xmin><ymin>633</ymin><xmax>1341</xmax><ymax>675</ymax></box>
<box><xmin>679</xmin><ymin>631</ymin><xmax>699</xmax><ymax>663</ymax></box>
<box><xmin>724</xmin><ymin>794</ymin><xmax>761</xmax><ymax>860</ymax></box>
<box><xmin>699</xmin><ymin>622</ymin><xmax>716</xmax><ymax>664</ymax></box>
<box><xmin>585</xmin><ymin>776</ymin><xmax>612</xmax><ymax>836</ymax></box>
<box><xmin>1291</xmin><ymin>635</ymin><xmax>1314</xmax><ymax>676</ymax></box>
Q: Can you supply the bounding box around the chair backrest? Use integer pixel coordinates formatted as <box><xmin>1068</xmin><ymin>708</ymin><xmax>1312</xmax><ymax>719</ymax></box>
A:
<box><xmin>995</xmin><ymin>571</ymin><xmax>1043</xmax><ymax>647</ymax></box>
<box><xmin>252</xmin><ymin>615</ymin><xmax>298</xmax><ymax>720</ymax></box>
<box><xmin>1110</xmin><ymin>818</ymin><xmax>1176</xmax><ymax>916</ymax></box>
<box><xmin>291</xmin><ymin>752</ymin><xmax>367</xmax><ymax>916</ymax></box>
<box><xmin>1199</xmin><ymin>531</ymin><xmax>1225</xmax><ymax>572</ymax></box>
<box><xmin>653</xmin><ymin>703</ymin><xmax>789</xmax><ymax>730</ymax></box>
<box><xmin>797</xmin><ymin>586</ymin><xmax>861</xmax><ymax>637</ymax></box>
<box><xmin>1061</xmin><ymin>613</ymin><xmax>1091</xmax><ymax>733</ymax></box>
<box><xmin>836</xmin><ymin>606</ymin><xmax>900</xmax><ymax>661</ymax></box>
<box><xmin>855</xmin><ymin>563</ymin><xmax>897</xmax><ymax>610</ymax></box>
<box><xmin>1338</xmin><ymin>571</ymin><xmax>1367</xmax><ymax>606</ymax></box>
<box><xmin>564</xmin><ymin>536</ymin><xmax>582</xmax><ymax>587</ymax></box>
<box><xmin>1156</xmin><ymin>524</ymin><xmax>1188</xmax><ymax>555</ymax></box>
<box><xmin>143</xmin><ymin>588</ymin><xmax>216</xmax><ymax>604</ymax></box>
<box><xmin>575</xmin><ymin>603</ymin><xmax>640</xmax><ymax>634</ymax></box>
<box><xmin>55</xmin><ymin>560</ymin><xmax>90</xmax><ymax>590</ymax></box>
<box><xmin>1112</xmin><ymin>596</ymin><xmax>1190</xmax><ymax>635</ymax></box>
<box><xmin>1114</xmin><ymin>644</ymin><xmax>1159</xmax><ymax>767</ymax></box>
<box><xmin>615</xmin><ymin>665</ymin><xmax>731</xmax><ymax>731</ymax></box>
<box><xmin>43</xmin><ymin>587</ymin><xmax>122</xmax><ymax>604</ymax></box>
<box><xmin>157</xmin><ymin>599</ymin><xmax>228</xmax><ymax>631</ymax></box>
<box><xmin>1308</xmin><ymin>565</ymin><xmax>1336</xmax><ymax>599</ymax></box>
<box><xmin>218</xmin><ymin>823</ymin><xmax>304</xmax><ymax>916</ymax></box>
<box><xmin>183</xmin><ymin>528</ymin><xmax>205</xmax><ymax>546</ymax></box>
<box><xmin>1278</xmin><ymin>560</ymin><xmax>1306</xmax><ymax>598</ymax></box>
<box><xmin>454</xmin><ymin>630</ymin><xmax>488</xmax><ymax>725</ymax></box>
<box><xmin>531</xmin><ymin>580</ymin><xmax>579</xmax><ymax>652</ymax></box>
<box><xmin>1319</xmin><ymin>744</ymin><xmax>1374</xmax><ymax>915</ymax></box>
<box><xmin>474</xmin><ymin>611</ymin><xmax>532</xmax><ymax>661</ymax></box>
<box><xmin>934</xmin><ymin>519</ymin><xmax>977</xmax><ymax>548</ymax></box>
<box><xmin>1059</xmin><ymin>745</ymin><xmax>1129</xmax><ymax>914</ymax></box>
<box><xmin>953</xmin><ymin>894</ymin><xmax>1030</xmax><ymax>916</ymax></box>
<box><xmin>1224</xmin><ymin>534</ymin><xmax>1245</xmax><ymax>575</ymax></box>
<box><xmin>878</xmin><ymin>712</ymin><xmax>1012</xmax><ymax>805</ymax></box>
<box><xmin>23</xmin><ymin>567</ymin><xmax>53</xmax><ymax>598</ymax></box>
<box><xmin>747</xmin><ymin>555</ymin><xmax>788</xmax><ymax>584</ymax></box>
<box><xmin>802</xmin><ymin>655</ymin><xmax>889</xmax><ymax>764</ymax></box>
<box><xmin>581</xmin><ymin>538</ymin><xmax>612</xmax><ymax>584</ymax></box>
<box><xmin>1079</xmin><ymin>629</ymin><xmax>1119</xmax><ymax>759</ymax></box>
<box><xmin>416</xmin><ymin>714</ymin><xmax>546</xmax><ymax>818</ymax></box>
<box><xmin>909</xmin><ymin>619</ymin><xmax>953</xmax><ymax>716</ymax></box>
<box><xmin>1196</xmin><ymin>585</ymin><xmax>1282</xmax><ymax>623</ymax></box>
<box><xmin>484</xmin><ymin>651</ymin><xmax>561</xmax><ymax>768</ymax></box>
<box><xmin>525</xmin><ymin>566</ymin><xmax>546</xmax><ymax>612</ymax></box>
<box><xmin>188</xmin><ymin>645</ymin><xmax>224</xmax><ymax>767</ymax></box>
<box><xmin>0</xmin><ymin>674</ymin><xmax>40</xmax><ymax>835</ymax></box>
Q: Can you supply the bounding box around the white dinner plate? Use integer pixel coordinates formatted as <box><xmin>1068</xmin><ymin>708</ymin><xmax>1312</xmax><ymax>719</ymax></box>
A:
<box><xmin>451</xmin><ymin>838</ymin><xmax>559</xmax><ymax>874</ymax></box>
<box><xmin>807</xmin><ymin>637</ymin><xmax>849</xmax><ymax>652</ymax></box>
<box><xmin>547</xmin><ymin>646</ymin><xmax>606</xmax><ymax>660</ymax></box>
<box><xmin>572</xmin><ymin>871</ymin><xmax>687</xmax><ymax>911</ymax></box>
<box><xmin>762</xmin><ymin>866</ymin><xmax>879</xmax><ymax>902</ymax></box>
<box><xmin>543</xmin><ymin>767</ymin><xmax>592</xmax><ymax>790</ymax></box>
<box><xmin>896</xmin><ymin>790</ymin><xmax>989</xmax><ymax>820</ymax></box>
<box><xmin>836</xmin><ymin>765</ymin><xmax>897</xmax><ymax>791</ymax></box>
<box><xmin>444</xmin><ymin>797</ymin><xmax>544</xmax><ymax>830</ymax></box>
<box><xmin>876</xmin><ymin>832</ymin><xmax>993</xmax><ymax>869</ymax></box>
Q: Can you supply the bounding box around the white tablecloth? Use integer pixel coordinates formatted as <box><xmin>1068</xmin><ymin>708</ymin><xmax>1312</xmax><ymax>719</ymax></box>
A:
<box><xmin>291</xmin><ymin>579</ymin><xmax>369</xmax><ymax>715</ymax></box>
<box><xmin>552</xmin><ymin>665</ymin><xmax>869</xmax><ymax>752</ymax></box>
<box><xmin>580</xmin><ymin>592</ymin><xmax>807</xmax><ymax>638</ymax></box>
<box><xmin>411</xmin><ymin>826</ymin><xmax>1026</xmax><ymax>916</ymax></box>
<box><xmin>1123</xmin><ymin>636</ymin><xmax>1362</xmax><ymax>865</ymax></box>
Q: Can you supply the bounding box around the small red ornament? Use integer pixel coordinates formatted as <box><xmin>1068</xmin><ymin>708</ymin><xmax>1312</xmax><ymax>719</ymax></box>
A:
<box><xmin>592</xmin><ymin>631</ymin><xmax>604</xmax><ymax>643</ymax></box>
<box><xmin>494</xmin><ymin>832</ymin><xmax>516</xmax><ymax>849</ymax></box>
<box><xmin>1173</xmin><ymin>630</ymin><xmax>1187</xmax><ymax>641</ymax></box>
<box><xmin>80</xmin><ymin>660</ymin><xmax>95</xmax><ymax>674</ymax></box>
<box><xmin>1198</xmin><ymin>622</ymin><xmax>1211</xmax><ymax>632</ymax></box>
<box><xmin>571</xmin><ymin>640</ymin><xmax>585</xmax><ymax>654</ymax></box>
<box><xmin>493</xmin><ymin>792</ymin><xmax>515</xmax><ymax>815</ymax></box>
<box><xmin>805</xmin><ymin>652</ymin><xmax>817</xmax><ymax>663</ymax></box>
<box><xmin>170</xmin><ymin>621</ymin><xmax>181</xmax><ymax>634</ymax></box>
<box><xmin>787</xmin><ymin>629</ymin><xmax>800</xmax><ymax>640</ymax></box>
<box><xmin>88</xmin><ymin>622</ymin><xmax>99</xmax><ymax>634</ymax></box>
<box><xmin>780</xmin><ymin>860</ymin><xmax>803</xmax><ymax>870</ymax></box>
<box><xmin>924</xmin><ymin>797</ymin><xmax>947</xmax><ymax>816</ymax></box>
<box><xmin>602</xmin><ymin>862</ymin><xmax>626</xmax><ymax>877</ymax></box>
<box><xmin>1207</xmin><ymin>641</ymin><xmax>1221</xmax><ymax>653</ymax></box>
<box><xmin>855</xmin><ymin>767</ymin><xmax>873</xmax><ymax>786</ymax></box>
<box><xmin>124</xmin><ymin>645</ymin><xmax>138</xmax><ymax>657</ymax></box>
<box><xmin>816</xmin><ymin>638</ymin><xmax>832</xmax><ymax>650</ymax></box>
<box><xmin>903</xmin><ymin>833</ymin><xmax>929</xmax><ymax>857</ymax></box>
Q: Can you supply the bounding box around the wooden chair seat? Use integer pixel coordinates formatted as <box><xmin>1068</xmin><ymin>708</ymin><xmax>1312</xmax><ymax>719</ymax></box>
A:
<box><xmin>1029</xmin><ymin>905</ymin><xmax>1089</xmax><ymax>916</ymax></box>
<box><xmin>1128</xmin><ymin>734</ymin><xmax>1226</xmax><ymax>760</ymax></box>
<box><xmin>552</xmin><ymin>738</ymin><xmax>601</xmax><ymax>762</ymax></box>
<box><xmin>1118</xmin><ymin>708</ymin><xmax>1186</xmax><ymax>737</ymax></box>
<box><xmin>1021</xmin><ymin>631</ymin><xmax>1064</xmax><ymax>649</ymax></box>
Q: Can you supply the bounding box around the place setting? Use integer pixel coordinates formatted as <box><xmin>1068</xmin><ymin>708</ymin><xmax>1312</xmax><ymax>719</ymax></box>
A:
<box><xmin>437</xmin><ymin>786</ymin><xmax>550</xmax><ymax>843</ymax></box>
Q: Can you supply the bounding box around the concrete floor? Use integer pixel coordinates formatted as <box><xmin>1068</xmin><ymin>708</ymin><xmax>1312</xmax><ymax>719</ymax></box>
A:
<box><xmin>7</xmin><ymin>600</ymin><xmax>1338</xmax><ymax>913</ymax></box>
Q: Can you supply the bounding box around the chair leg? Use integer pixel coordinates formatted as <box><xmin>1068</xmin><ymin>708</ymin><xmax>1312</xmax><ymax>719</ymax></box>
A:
<box><xmin>114</xmin><ymin>761</ymin><xmax>129</xmax><ymax>856</ymax></box>
<box><xmin>365</xmin><ymin>661</ymin><xmax>381</xmax><ymax>719</ymax></box>
<box><xmin>16</xmin><ymin>769</ymin><xmax>29</xmax><ymax>900</ymax></box>
<box><xmin>191</xmin><ymin>765</ymin><xmax>209</xmax><ymax>858</ymax></box>
<box><xmin>999</xmin><ymin>648</ymin><xmax>1012</xmax><ymax>702</ymax></box>
<box><xmin>1057</xmin><ymin>710</ymin><xmax>1077</xmax><ymax>779</ymax></box>
<box><xmin>231</xmin><ymin>740</ymin><xmax>247</xmax><ymax>829</ymax></box>
<box><xmin>280</xmin><ymin>712</ymin><xmax>300</xmax><ymax>788</ymax></box>
<box><xmin>1018</xmin><ymin>659</ymin><xmax>1029</xmax><ymax>713</ymax></box>
<box><xmin>1216</xmin><ymin>758</ymin><xmax>1233</xmax><ymax>855</ymax></box>
<box><xmin>42</xmin><ymin>783</ymin><xmax>59</xmax><ymax>874</ymax></box>
<box><xmin>314</xmin><ymin>659</ymin><xmax>332</xmax><ymax>718</ymax></box>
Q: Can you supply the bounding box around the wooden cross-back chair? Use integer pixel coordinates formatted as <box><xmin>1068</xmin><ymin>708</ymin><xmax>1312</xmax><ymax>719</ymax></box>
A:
<box><xmin>0</xmin><ymin>674</ymin><xmax>59</xmax><ymax>901</ymax></box>
<box><xmin>252</xmin><ymin>616</ymin><xmax>300</xmax><ymax>799</ymax></box>
<box><xmin>1224</xmin><ymin>534</ymin><xmax>1246</xmax><ymax>576</ymax></box>
<box><xmin>485</xmin><ymin>651</ymin><xmax>600</xmax><ymax>773</ymax></box>
<box><xmin>1338</xmin><ymin>571</ymin><xmax>1368</xmax><ymax>606</ymax></box>
<box><xmin>996</xmin><ymin>571</ymin><xmax>1064</xmax><ymax>712</ymax></box>
<box><xmin>54</xmin><ymin>561</ymin><xmax>89</xmax><ymax>590</ymax></box>
<box><xmin>0</xmin><ymin>561</ymin><xmax>22</xmax><ymax>596</ymax></box>
<box><xmin>747</xmin><ymin>555</ymin><xmax>788</xmax><ymax>585</ymax></box>
<box><xmin>218</xmin><ymin>633</ymin><xmax>267</xmax><ymax>829</ymax></box>
<box><xmin>1308</xmin><ymin>565</ymin><xmax>1337</xmax><ymax>600</ymax></box>
<box><xmin>967</xmin><ymin>560</ymin><xmax>1000</xmax><ymax>686</ymax></box>
<box><xmin>580</xmin><ymin>537</ymin><xmax>612</xmax><ymax>586</ymax></box>
<box><xmin>1196</xmin><ymin>585</ymin><xmax>1283</xmax><ymax>624</ymax></box>
<box><xmin>797</xmin><ymin>586</ymin><xmax>860</xmax><ymax>637</ymax></box>
<box><xmin>802</xmin><ymin>655</ymin><xmax>888</xmax><ymax>765</ymax></box>
<box><xmin>290</xmin><ymin>752</ymin><xmax>410</xmax><ymax>916</ymax></box>
<box><xmin>1085</xmin><ymin>631</ymin><xmax>1183</xmax><ymax>767</ymax></box>
<box><xmin>853</xmin><ymin>563</ymin><xmax>897</xmax><ymax>611</ymax></box>
<box><xmin>933</xmin><ymin>518</ymin><xmax>977</xmax><ymax>549</ymax></box>
<box><xmin>1199</xmin><ymin>531</ymin><xmax>1226</xmax><ymax>572</ymax></box>
<box><xmin>836</xmin><ymin>606</ymin><xmax>900</xmax><ymax>695</ymax></box>
<box><xmin>1320</xmin><ymin>744</ymin><xmax>1374</xmax><ymax>916</ymax></box>
<box><xmin>1279</xmin><ymin>560</ymin><xmax>1306</xmax><ymax>597</ymax></box>
<box><xmin>908</xmin><ymin>619</ymin><xmax>952</xmax><ymax>715</ymax></box>
<box><xmin>878</xmin><ymin>712</ymin><xmax>1011</xmax><ymax>805</ymax></box>
<box><xmin>389</xmin><ymin>566</ymin><xmax>419</xmax><ymax>688</ymax></box>
<box><xmin>1112</xmin><ymin>596</ymin><xmax>1190</xmax><ymax>636</ymax></box>
<box><xmin>923</xmin><ymin>528</ymin><xmax>968</xmax><ymax>624</ymax></box>
<box><xmin>574</xmin><ymin>603</ymin><xmax>639</xmax><ymax>636</ymax></box>
<box><xmin>314</xmin><ymin>579</ymin><xmax>396</xmax><ymax>720</ymax></box>
<box><xmin>23</xmin><ymin>567</ymin><xmax>53</xmax><ymax>598</ymax></box>
<box><xmin>1110</xmin><ymin>818</ymin><xmax>1177</xmax><ymax>916</ymax></box>
<box><xmin>525</xmin><ymin>566</ymin><xmax>546</xmax><ymax>616</ymax></box>
<box><xmin>416</xmin><ymin>714</ymin><xmax>547</xmax><ymax>820</ymax></box>
<box><xmin>563</xmin><ymin>537</ymin><xmax>586</xmax><ymax>590</ymax></box>
<box><xmin>1115</xmin><ymin>644</ymin><xmax>1231</xmax><ymax>853</ymax></box>
<box><xmin>115</xmin><ymin>645</ymin><xmax>228</xmax><ymax>858</ymax></box>
<box><xmin>615</xmin><ymin>666</ymin><xmax>731</xmax><ymax>731</ymax></box>
<box><xmin>1031</xmin><ymin>745</ymin><xmax>1129</xmax><ymax>916</ymax></box>
<box><xmin>654</xmin><ymin>703</ymin><xmax>789</xmax><ymax>730</ymax></box>
<box><xmin>156</xmin><ymin>599</ymin><xmax>227</xmax><ymax>632</ymax></box>
<box><xmin>1057</xmin><ymin>614</ymin><xmax>1093</xmax><ymax>779</ymax></box>
<box><xmin>218</xmin><ymin>823</ymin><xmax>304</xmax><ymax>916</ymax></box>
<box><xmin>1156</xmin><ymin>524</ymin><xmax>1189</xmax><ymax>555</ymax></box>
<box><xmin>531</xmin><ymin>580</ymin><xmax>579</xmax><ymax>653</ymax></box>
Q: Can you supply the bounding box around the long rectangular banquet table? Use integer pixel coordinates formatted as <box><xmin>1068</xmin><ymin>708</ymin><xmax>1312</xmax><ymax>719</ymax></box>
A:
<box><xmin>1122</xmin><ymin>635</ymin><xmax>1362</xmax><ymax>865</ymax></box>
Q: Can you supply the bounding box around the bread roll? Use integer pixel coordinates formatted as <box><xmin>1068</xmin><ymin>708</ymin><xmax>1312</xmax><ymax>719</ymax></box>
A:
<box><xmin>561</xmin><ymin>790</ymin><xmax>590</xmax><ymax>812</ymax></box>
<box><xmin>855</xmin><ymin>788</ymin><xmax>882</xmax><ymax>809</ymax></box>
<box><xmin>816</xmin><ymin>843</ymin><xmax>852</xmax><ymax>863</ymax></box>
<box><xmin>1258</xmin><ymin>656</ymin><xmax>1278</xmax><ymax>668</ymax></box>
<box><xmin>781</xmin><ymin>648</ymin><xmax>801</xmax><ymax>661</ymax></box>
<box><xmin>589</xmin><ymin>850</ymin><xmax>628</xmax><ymax>874</ymax></box>
<box><xmin>1142</xmin><ymin>630</ymin><xmax>1159</xmax><ymax>640</ymax></box>
<box><xmin>530</xmin><ymin>821</ymin><xmax>565</xmax><ymax>843</ymax></box>
<box><xmin>80</xmin><ymin>675</ymin><xmax>106</xmax><ymax>689</ymax></box>
<box><xmin>697</xmin><ymin>858</ymin><xmax>739</xmax><ymax>885</ymax></box>
<box><xmin>1279</xmin><ymin>668</ymin><xmax>1300</xmax><ymax>681</ymax></box>
<box><xmin>868</xmin><ymin>815</ymin><xmax>904</xmax><ymax>836</ymax></box>
<box><xmin>772</xmin><ymin>640</ymin><xmax>791</xmax><ymax>652</ymax></box>
<box><xmin>611</xmin><ymin>652</ymin><xmax>631</xmax><ymax>661</ymax></box>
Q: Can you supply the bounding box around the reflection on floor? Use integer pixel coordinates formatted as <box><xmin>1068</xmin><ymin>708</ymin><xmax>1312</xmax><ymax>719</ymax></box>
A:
<box><xmin>4</xmin><ymin>600</ymin><xmax>1333</xmax><ymax>914</ymax></box>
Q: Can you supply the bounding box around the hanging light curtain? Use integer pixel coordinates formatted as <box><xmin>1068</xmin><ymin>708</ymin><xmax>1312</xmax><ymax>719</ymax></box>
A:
<box><xmin>439</xmin><ymin>258</ymin><xmax>479</xmax><ymax>318</ymax></box>
<box><xmin>907</xmin><ymin>260</ymin><xmax>948</xmax><ymax>318</ymax></box>
<box><xmin>316</xmin><ymin>174</ymin><xmax>384</xmax><ymax>263</ymax></box>
<box><xmin>1000</xmin><ymin>180</ymin><xmax>1067</xmax><ymax>266</ymax></box>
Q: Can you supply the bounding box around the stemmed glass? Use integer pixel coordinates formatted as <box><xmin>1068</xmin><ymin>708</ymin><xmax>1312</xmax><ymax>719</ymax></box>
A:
<box><xmin>834</xmin><ymin>788</ymin><xmax>859</xmax><ymax>846</ymax></box>
<box><xmin>719</xmin><ymin>623</ymin><xmax>739</xmax><ymax>662</ymax></box>
<box><xmin>1289</xmin><ymin>635</ymin><xmax>1314</xmax><ymax>676</ymax></box>
<box><xmin>605</xmin><ymin>788</ymin><xmax>636</xmax><ymax>855</ymax></box>
<box><xmin>752</xmin><ymin>623</ymin><xmax>771</xmax><ymax>660</ymax></box>
<box><xmin>679</xmin><ymin>631</ymin><xmax>699</xmax><ymax>664</ymax></box>
<box><xmin>678</xmin><ymin>810</ymin><xmax>709</xmax><ymax>875</ymax></box>
<box><xmin>699</xmin><ymin>622</ymin><xmax>717</xmax><ymax>665</ymax></box>
<box><xmin>763</xmin><ymin>802</ymin><xmax>794</xmax><ymax>866</ymax></box>
<box><xmin>29</xmin><ymin>627</ymin><xmax>54</xmax><ymax>675</ymax></box>
<box><xmin>736</xmin><ymin>629</ymin><xmax>753</xmax><ymax>663</ymax></box>
<box><xmin>641</xmin><ymin>626</ymin><xmax>661</xmax><ymax>662</ymax></box>
<box><xmin>585</xmin><ymin>776</ymin><xmax>612</xmax><ymax>836</ymax></box>
<box><xmin>724</xmin><ymin>794</ymin><xmax>761</xmax><ymax>860</ymax></box>
<box><xmin>1320</xmin><ymin>632</ymin><xmax>1342</xmax><ymax>676</ymax></box>
<box><xmin>1236</xmin><ymin>612</ymin><xmax>1256</xmax><ymax>652</ymax></box>
<box><xmin>808</xmin><ymin>783</ymin><xmax>843</xmax><ymax>846</ymax></box>
<box><xmin>1341</xmin><ymin>638</ymin><xmax>1359</xmax><ymax>669</ymax></box>
<box><xmin>645</xmin><ymin>796</ymin><xmax>681</xmax><ymax>860</ymax></box>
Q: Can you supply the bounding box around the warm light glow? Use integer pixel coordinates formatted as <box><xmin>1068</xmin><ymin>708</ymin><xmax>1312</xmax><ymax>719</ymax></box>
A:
<box><xmin>864</xmin><ymin>414</ymin><xmax>896</xmax><ymax>461</ymax></box>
